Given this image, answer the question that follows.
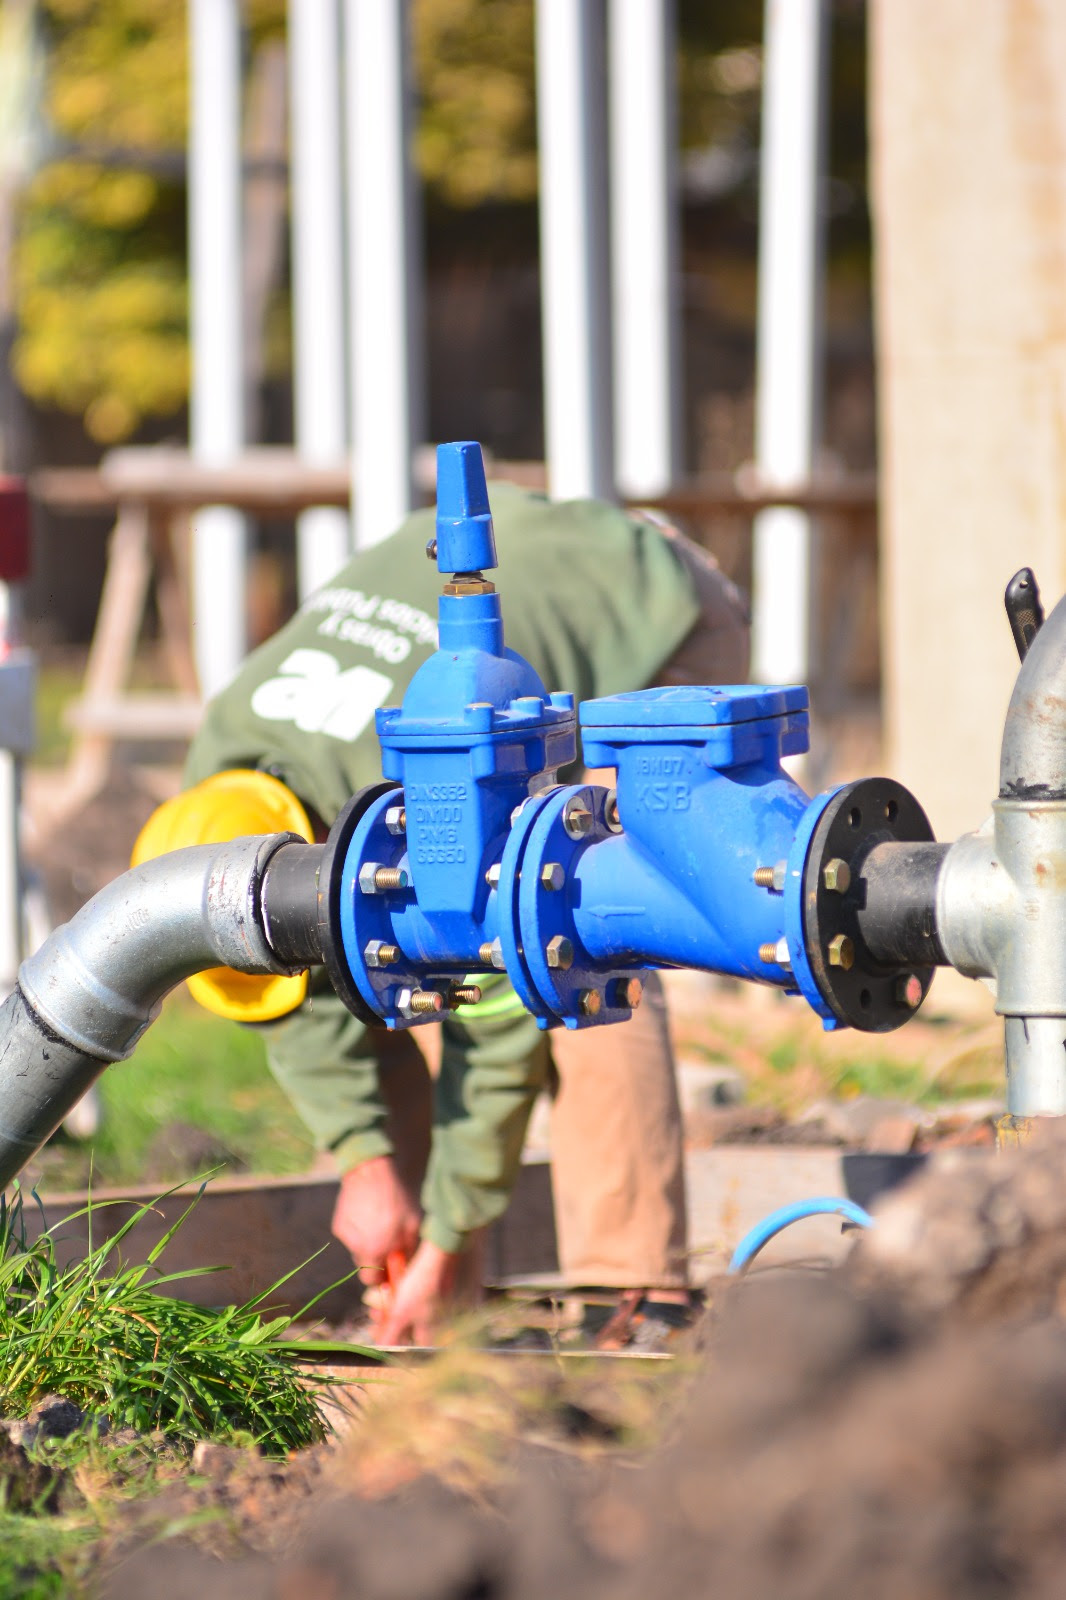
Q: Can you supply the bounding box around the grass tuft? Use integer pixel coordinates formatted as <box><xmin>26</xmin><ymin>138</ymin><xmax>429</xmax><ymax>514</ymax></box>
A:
<box><xmin>0</xmin><ymin>1184</ymin><xmax>329</xmax><ymax>1456</ymax></box>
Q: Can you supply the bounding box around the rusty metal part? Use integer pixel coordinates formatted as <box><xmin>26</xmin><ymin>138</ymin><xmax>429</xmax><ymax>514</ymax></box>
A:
<box><xmin>994</xmin><ymin>1112</ymin><xmax>1034</xmax><ymax>1149</ymax></box>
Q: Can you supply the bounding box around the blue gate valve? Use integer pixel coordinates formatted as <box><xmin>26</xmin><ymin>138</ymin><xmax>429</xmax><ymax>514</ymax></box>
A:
<box><xmin>332</xmin><ymin>441</ymin><xmax>939</xmax><ymax>1035</ymax></box>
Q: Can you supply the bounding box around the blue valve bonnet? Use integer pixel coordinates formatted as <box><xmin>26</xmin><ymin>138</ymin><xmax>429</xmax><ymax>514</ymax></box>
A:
<box><xmin>435</xmin><ymin>441</ymin><xmax>498</xmax><ymax>574</ymax></box>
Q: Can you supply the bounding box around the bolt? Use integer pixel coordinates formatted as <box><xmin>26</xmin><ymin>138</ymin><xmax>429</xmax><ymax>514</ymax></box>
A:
<box><xmin>478</xmin><ymin>938</ymin><xmax>506</xmax><ymax>970</ymax></box>
<box><xmin>385</xmin><ymin>804</ymin><xmax>407</xmax><ymax>835</ymax></box>
<box><xmin>546</xmin><ymin>935</ymin><xmax>574</xmax><ymax>970</ymax></box>
<box><xmin>758</xmin><ymin>938</ymin><xmax>791</xmax><ymax>967</ymax></box>
<box><xmin>823</xmin><ymin>858</ymin><xmax>852</xmax><ymax>894</ymax></box>
<box><xmin>447</xmin><ymin>984</ymin><xmax>483</xmax><ymax>1009</ymax></box>
<box><xmin>425</xmin><ymin>537</ymin><xmax>438</xmax><ymax>561</ymax></box>
<box><xmin>612</xmin><ymin>977</ymin><xmax>643</xmax><ymax>1010</ymax></box>
<box><xmin>894</xmin><ymin>972</ymin><xmax>924</xmax><ymax>1009</ymax></box>
<box><xmin>563</xmin><ymin>795</ymin><xmax>594</xmax><ymax>839</ymax></box>
<box><xmin>827</xmin><ymin>933</ymin><xmax>855</xmax><ymax>970</ymax></box>
<box><xmin>579</xmin><ymin>989</ymin><xmax>602</xmax><ymax>1018</ymax></box>
<box><xmin>540</xmin><ymin>861</ymin><xmax>565</xmax><ymax>891</ymax></box>
<box><xmin>485</xmin><ymin>862</ymin><xmax>502</xmax><ymax>888</ymax></box>
<box><xmin>359</xmin><ymin>862</ymin><xmax>409</xmax><ymax>894</ymax></box>
<box><xmin>365</xmin><ymin>941</ymin><xmax>400</xmax><ymax>969</ymax></box>
<box><xmin>398</xmin><ymin>989</ymin><xmax>444</xmax><ymax>1016</ymax></box>
<box><xmin>753</xmin><ymin>865</ymin><xmax>776</xmax><ymax>888</ymax></box>
<box><xmin>604</xmin><ymin>791</ymin><xmax>623</xmax><ymax>834</ymax></box>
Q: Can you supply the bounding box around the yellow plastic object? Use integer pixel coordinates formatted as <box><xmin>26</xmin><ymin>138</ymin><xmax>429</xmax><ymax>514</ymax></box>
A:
<box><xmin>131</xmin><ymin>770</ymin><xmax>315</xmax><ymax>1023</ymax></box>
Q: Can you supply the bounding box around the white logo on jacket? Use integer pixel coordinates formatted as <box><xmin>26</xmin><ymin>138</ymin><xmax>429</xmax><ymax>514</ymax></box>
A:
<box><xmin>250</xmin><ymin>649</ymin><xmax>393</xmax><ymax>741</ymax></box>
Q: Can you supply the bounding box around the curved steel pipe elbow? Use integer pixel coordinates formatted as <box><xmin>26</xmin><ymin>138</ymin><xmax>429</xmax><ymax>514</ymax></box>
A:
<box><xmin>19</xmin><ymin>833</ymin><xmax>303</xmax><ymax>1061</ymax></box>
<box><xmin>0</xmin><ymin>833</ymin><xmax>308</xmax><ymax>1190</ymax></box>
<box><xmin>1000</xmin><ymin>590</ymin><xmax>1066</xmax><ymax>801</ymax></box>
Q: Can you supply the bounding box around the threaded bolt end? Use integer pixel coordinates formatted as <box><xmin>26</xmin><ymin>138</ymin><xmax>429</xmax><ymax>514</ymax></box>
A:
<box><xmin>753</xmin><ymin>866</ymin><xmax>776</xmax><ymax>888</ymax></box>
<box><xmin>365</xmin><ymin>941</ymin><xmax>400</xmax><ymax>968</ymax></box>
<box><xmin>409</xmin><ymin>990</ymin><xmax>444</xmax><ymax>1015</ymax></box>
<box><xmin>758</xmin><ymin>941</ymin><xmax>781</xmax><ymax>964</ymax></box>
<box><xmin>373</xmin><ymin>865</ymin><xmax>408</xmax><ymax>891</ymax></box>
<box><xmin>478</xmin><ymin>941</ymin><xmax>495</xmax><ymax>965</ymax></box>
<box><xmin>579</xmin><ymin>989</ymin><xmax>602</xmax><ymax>1017</ymax></box>
<box><xmin>448</xmin><ymin>985</ymin><xmax>483</xmax><ymax>1008</ymax></box>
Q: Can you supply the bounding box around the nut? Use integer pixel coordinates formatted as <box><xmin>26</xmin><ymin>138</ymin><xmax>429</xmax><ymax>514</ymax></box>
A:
<box><xmin>540</xmin><ymin>862</ymin><xmax>565</xmax><ymax>891</ymax></box>
<box><xmin>478</xmin><ymin>939</ymin><xmax>506</xmax><ymax>970</ymax></box>
<box><xmin>359</xmin><ymin>862</ymin><xmax>410</xmax><ymax>894</ymax></box>
<box><xmin>827</xmin><ymin>933</ymin><xmax>855</xmax><ymax>970</ymax></box>
<box><xmin>425</xmin><ymin>538</ymin><xmax>438</xmax><ymax>561</ymax></box>
<box><xmin>894</xmin><ymin>973</ymin><xmax>924</xmax><ymax>1009</ymax></box>
<box><xmin>823</xmin><ymin>858</ymin><xmax>851</xmax><ymax>894</ymax></box>
<box><xmin>485</xmin><ymin>862</ymin><xmax>502</xmax><ymax>888</ymax></box>
<box><xmin>563</xmin><ymin>796</ymin><xmax>594</xmax><ymax>839</ymax></box>
<box><xmin>613</xmin><ymin>977</ymin><xmax>643</xmax><ymax>1010</ymax></box>
<box><xmin>604</xmin><ymin>790</ymin><xmax>623</xmax><ymax>834</ymax></box>
<box><xmin>365</xmin><ymin>940</ymin><xmax>399</xmax><ymax>969</ymax></box>
<box><xmin>397</xmin><ymin>988</ymin><xmax>444</xmax><ymax>1017</ymax></box>
<box><xmin>579</xmin><ymin>989</ymin><xmax>602</xmax><ymax>1017</ymax></box>
<box><xmin>443</xmin><ymin>576</ymin><xmax>495</xmax><ymax>597</ymax></box>
<box><xmin>385</xmin><ymin>804</ymin><xmax>407</xmax><ymax>835</ymax></box>
<box><xmin>546</xmin><ymin>935</ymin><xmax>574</xmax><ymax>970</ymax></box>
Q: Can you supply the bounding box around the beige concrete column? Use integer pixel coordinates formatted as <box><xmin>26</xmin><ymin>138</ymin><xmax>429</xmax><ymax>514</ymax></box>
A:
<box><xmin>872</xmin><ymin>0</ymin><xmax>1066</xmax><ymax>846</ymax></box>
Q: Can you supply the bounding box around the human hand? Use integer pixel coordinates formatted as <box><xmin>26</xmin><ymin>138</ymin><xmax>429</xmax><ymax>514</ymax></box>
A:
<box><xmin>373</xmin><ymin>1238</ymin><xmax>462</xmax><ymax>1346</ymax></box>
<box><xmin>331</xmin><ymin>1155</ymin><xmax>421</xmax><ymax>1287</ymax></box>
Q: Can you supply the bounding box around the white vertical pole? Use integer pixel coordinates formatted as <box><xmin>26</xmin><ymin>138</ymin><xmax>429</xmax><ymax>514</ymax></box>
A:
<box><xmin>751</xmin><ymin>0</ymin><xmax>827</xmax><ymax>685</ymax></box>
<box><xmin>608</xmin><ymin>0</ymin><xmax>681</xmax><ymax>498</ymax></box>
<box><xmin>344</xmin><ymin>0</ymin><xmax>423</xmax><ymax>550</ymax></box>
<box><xmin>289</xmin><ymin>0</ymin><xmax>350</xmax><ymax>598</ymax></box>
<box><xmin>535</xmin><ymin>0</ymin><xmax>612</xmax><ymax>502</ymax></box>
<box><xmin>189</xmin><ymin>0</ymin><xmax>246</xmax><ymax>696</ymax></box>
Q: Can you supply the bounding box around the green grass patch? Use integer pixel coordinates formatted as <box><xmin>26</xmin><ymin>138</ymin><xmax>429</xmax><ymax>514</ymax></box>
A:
<box><xmin>0</xmin><ymin>1186</ymin><xmax>330</xmax><ymax>1453</ymax></box>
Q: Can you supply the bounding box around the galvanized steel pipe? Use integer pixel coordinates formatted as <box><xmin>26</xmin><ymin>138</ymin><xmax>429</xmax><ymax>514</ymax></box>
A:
<box><xmin>0</xmin><ymin>833</ymin><xmax>304</xmax><ymax>1189</ymax></box>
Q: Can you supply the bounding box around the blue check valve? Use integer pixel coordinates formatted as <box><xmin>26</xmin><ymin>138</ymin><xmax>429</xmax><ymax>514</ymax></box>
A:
<box><xmin>320</xmin><ymin>441</ymin><xmax>939</xmax><ymax>1036</ymax></box>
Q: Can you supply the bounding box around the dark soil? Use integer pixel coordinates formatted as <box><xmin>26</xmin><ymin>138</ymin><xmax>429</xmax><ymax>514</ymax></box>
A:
<box><xmin>93</xmin><ymin>1128</ymin><xmax>1066</xmax><ymax>1600</ymax></box>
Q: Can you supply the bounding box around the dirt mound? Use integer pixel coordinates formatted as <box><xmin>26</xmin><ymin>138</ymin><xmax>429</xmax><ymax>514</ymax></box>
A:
<box><xmin>100</xmin><ymin>1129</ymin><xmax>1066</xmax><ymax>1600</ymax></box>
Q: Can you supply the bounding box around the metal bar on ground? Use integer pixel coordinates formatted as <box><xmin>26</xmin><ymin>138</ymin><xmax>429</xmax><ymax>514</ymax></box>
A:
<box><xmin>535</xmin><ymin>0</ymin><xmax>613</xmax><ymax>501</ymax></box>
<box><xmin>344</xmin><ymin>0</ymin><xmax>423</xmax><ymax>549</ymax></box>
<box><xmin>751</xmin><ymin>0</ymin><xmax>829</xmax><ymax>685</ymax></box>
<box><xmin>608</xmin><ymin>0</ymin><xmax>681</xmax><ymax>499</ymax></box>
<box><xmin>289</xmin><ymin>0</ymin><xmax>350</xmax><ymax>597</ymax></box>
<box><xmin>188</xmin><ymin>0</ymin><xmax>246</xmax><ymax>697</ymax></box>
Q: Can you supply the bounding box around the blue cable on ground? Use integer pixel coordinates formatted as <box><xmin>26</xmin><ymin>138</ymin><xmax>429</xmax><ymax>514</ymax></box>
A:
<box><xmin>729</xmin><ymin>1196</ymin><xmax>875</xmax><ymax>1273</ymax></box>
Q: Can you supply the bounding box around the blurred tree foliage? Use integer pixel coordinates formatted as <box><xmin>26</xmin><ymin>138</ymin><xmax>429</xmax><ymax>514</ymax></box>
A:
<box><xmin>8</xmin><ymin>0</ymin><xmax>800</xmax><ymax>444</ymax></box>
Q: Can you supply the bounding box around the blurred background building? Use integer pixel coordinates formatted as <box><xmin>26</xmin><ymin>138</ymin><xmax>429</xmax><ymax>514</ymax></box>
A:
<box><xmin>0</xmin><ymin>0</ymin><xmax>1055</xmax><ymax>871</ymax></box>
